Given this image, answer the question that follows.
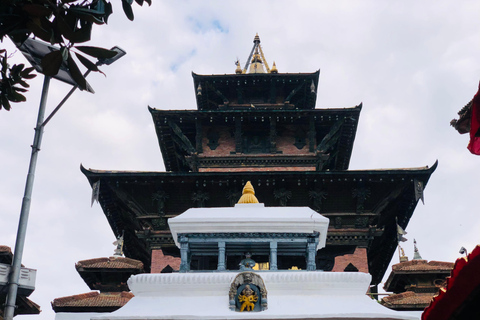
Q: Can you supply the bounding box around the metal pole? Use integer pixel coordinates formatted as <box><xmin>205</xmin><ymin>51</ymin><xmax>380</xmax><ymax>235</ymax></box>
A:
<box><xmin>4</xmin><ymin>76</ymin><xmax>51</xmax><ymax>320</ymax></box>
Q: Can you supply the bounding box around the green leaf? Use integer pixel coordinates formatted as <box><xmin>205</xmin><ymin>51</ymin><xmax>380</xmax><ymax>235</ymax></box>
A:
<box><xmin>75</xmin><ymin>46</ymin><xmax>116</xmax><ymax>59</ymax></box>
<box><xmin>12</xmin><ymin>86</ymin><xmax>28</xmax><ymax>93</ymax></box>
<box><xmin>122</xmin><ymin>0</ymin><xmax>134</xmax><ymax>21</ymax></box>
<box><xmin>68</xmin><ymin>6</ymin><xmax>106</xmax><ymax>24</ymax></box>
<box><xmin>1</xmin><ymin>96</ymin><xmax>12</xmax><ymax>111</ymax></box>
<box><xmin>134</xmin><ymin>0</ymin><xmax>144</xmax><ymax>6</ymax></box>
<box><xmin>144</xmin><ymin>0</ymin><xmax>152</xmax><ymax>6</ymax></box>
<box><xmin>41</xmin><ymin>50</ymin><xmax>63</xmax><ymax>76</ymax></box>
<box><xmin>18</xmin><ymin>79</ymin><xmax>30</xmax><ymax>88</ymax></box>
<box><xmin>60</xmin><ymin>47</ymin><xmax>69</xmax><ymax>61</ymax></box>
<box><xmin>20</xmin><ymin>67</ymin><xmax>37</xmax><ymax>79</ymax></box>
<box><xmin>21</xmin><ymin>4</ymin><xmax>53</xmax><ymax>17</ymax></box>
<box><xmin>66</xmin><ymin>54</ymin><xmax>87</xmax><ymax>91</ymax></box>
<box><xmin>26</xmin><ymin>19</ymin><xmax>52</xmax><ymax>43</ymax></box>
<box><xmin>7</xmin><ymin>90</ymin><xmax>27</xmax><ymax>102</ymax></box>
<box><xmin>103</xmin><ymin>1</ymin><xmax>113</xmax><ymax>23</ymax></box>
<box><xmin>74</xmin><ymin>52</ymin><xmax>101</xmax><ymax>72</ymax></box>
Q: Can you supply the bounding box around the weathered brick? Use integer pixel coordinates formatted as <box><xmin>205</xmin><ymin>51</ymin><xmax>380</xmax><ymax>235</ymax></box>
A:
<box><xmin>331</xmin><ymin>247</ymin><xmax>369</xmax><ymax>273</ymax></box>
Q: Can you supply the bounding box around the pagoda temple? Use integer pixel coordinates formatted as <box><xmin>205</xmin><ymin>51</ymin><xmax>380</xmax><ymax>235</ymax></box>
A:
<box><xmin>381</xmin><ymin>241</ymin><xmax>453</xmax><ymax>311</ymax></box>
<box><xmin>56</xmin><ymin>183</ymin><xmax>420</xmax><ymax>320</ymax></box>
<box><xmin>51</xmin><ymin>244</ymin><xmax>144</xmax><ymax>314</ymax></box>
<box><xmin>81</xmin><ymin>34</ymin><xmax>436</xmax><ymax>290</ymax></box>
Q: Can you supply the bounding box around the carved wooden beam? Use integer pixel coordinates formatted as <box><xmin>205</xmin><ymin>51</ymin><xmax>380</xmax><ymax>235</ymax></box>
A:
<box><xmin>269</xmin><ymin>80</ymin><xmax>276</xmax><ymax>103</ymax></box>
<box><xmin>235</xmin><ymin>117</ymin><xmax>242</xmax><ymax>153</ymax></box>
<box><xmin>284</xmin><ymin>82</ymin><xmax>305</xmax><ymax>104</ymax></box>
<box><xmin>316</xmin><ymin>118</ymin><xmax>344</xmax><ymax>153</ymax></box>
<box><xmin>269</xmin><ymin>117</ymin><xmax>277</xmax><ymax>153</ymax></box>
<box><xmin>195</xmin><ymin>118</ymin><xmax>203</xmax><ymax>153</ymax></box>
<box><xmin>167</xmin><ymin>120</ymin><xmax>196</xmax><ymax>154</ymax></box>
<box><xmin>309</xmin><ymin>117</ymin><xmax>316</xmax><ymax>152</ymax></box>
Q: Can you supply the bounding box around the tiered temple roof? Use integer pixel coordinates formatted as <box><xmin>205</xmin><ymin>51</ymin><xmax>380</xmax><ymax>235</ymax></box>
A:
<box><xmin>52</xmin><ymin>255</ymin><xmax>144</xmax><ymax>314</ymax></box>
<box><xmin>82</xmin><ymin>34</ymin><xmax>436</xmax><ymax>287</ymax></box>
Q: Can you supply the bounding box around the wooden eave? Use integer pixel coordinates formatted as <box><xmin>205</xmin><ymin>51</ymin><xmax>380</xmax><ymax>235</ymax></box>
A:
<box><xmin>81</xmin><ymin>162</ymin><xmax>436</xmax><ymax>283</ymax></box>
<box><xmin>148</xmin><ymin>106</ymin><xmax>361</xmax><ymax>172</ymax></box>
<box><xmin>192</xmin><ymin>71</ymin><xmax>320</xmax><ymax>111</ymax></box>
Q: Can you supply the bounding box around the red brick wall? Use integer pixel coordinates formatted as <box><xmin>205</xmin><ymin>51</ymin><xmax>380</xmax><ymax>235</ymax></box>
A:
<box><xmin>276</xmin><ymin>125</ymin><xmax>311</xmax><ymax>154</ymax></box>
<box><xmin>331</xmin><ymin>247</ymin><xmax>369</xmax><ymax>273</ymax></box>
<box><xmin>201</xmin><ymin>127</ymin><xmax>235</xmax><ymax>157</ymax></box>
<box><xmin>200</xmin><ymin>126</ymin><xmax>314</xmax><ymax>157</ymax></box>
<box><xmin>151</xmin><ymin>249</ymin><xmax>181</xmax><ymax>273</ymax></box>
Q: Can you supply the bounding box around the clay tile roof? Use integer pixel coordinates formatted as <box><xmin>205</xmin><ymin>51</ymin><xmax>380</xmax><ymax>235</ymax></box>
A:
<box><xmin>382</xmin><ymin>291</ymin><xmax>433</xmax><ymax>308</ymax></box>
<box><xmin>75</xmin><ymin>257</ymin><xmax>144</xmax><ymax>270</ymax></box>
<box><xmin>392</xmin><ymin>260</ymin><xmax>454</xmax><ymax>272</ymax></box>
<box><xmin>0</xmin><ymin>245</ymin><xmax>12</xmax><ymax>253</ymax></box>
<box><xmin>51</xmin><ymin>291</ymin><xmax>134</xmax><ymax>309</ymax></box>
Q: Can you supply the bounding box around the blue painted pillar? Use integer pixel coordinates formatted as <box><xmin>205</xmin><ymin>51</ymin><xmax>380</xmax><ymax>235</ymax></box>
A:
<box><xmin>217</xmin><ymin>241</ymin><xmax>226</xmax><ymax>271</ymax></box>
<box><xmin>179</xmin><ymin>236</ymin><xmax>190</xmax><ymax>272</ymax></box>
<box><xmin>307</xmin><ymin>241</ymin><xmax>316</xmax><ymax>271</ymax></box>
<box><xmin>270</xmin><ymin>241</ymin><xmax>278</xmax><ymax>271</ymax></box>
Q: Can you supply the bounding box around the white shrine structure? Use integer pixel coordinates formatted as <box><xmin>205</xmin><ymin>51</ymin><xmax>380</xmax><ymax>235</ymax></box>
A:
<box><xmin>55</xmin><ymin>182</ymin><xmax>420</xmax><ymax>320</ymax></box>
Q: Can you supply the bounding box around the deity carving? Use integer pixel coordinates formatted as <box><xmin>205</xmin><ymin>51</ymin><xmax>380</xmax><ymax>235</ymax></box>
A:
<box><xmin>229</xmin><ymin>272</ymin><xmax>267</xmax><ymax>312</ymax></box>
<box><xmin>239</xmin><ymin>253</ymin><xmax>256</xmax><ymax>270</ymax></box>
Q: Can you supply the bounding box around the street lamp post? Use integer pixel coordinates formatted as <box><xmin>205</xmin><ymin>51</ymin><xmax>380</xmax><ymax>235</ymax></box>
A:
<box><xmin>3</xmin><ymin>39</ymin><xmax>125</xmax><ymax>320</ymax></box>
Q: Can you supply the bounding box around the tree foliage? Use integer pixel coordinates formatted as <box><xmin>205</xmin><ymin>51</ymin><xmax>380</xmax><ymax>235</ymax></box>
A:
<box><xmin>0</xmin><ymin>0</ymin><xmax>150</xmax><ymax>111</ymax></box>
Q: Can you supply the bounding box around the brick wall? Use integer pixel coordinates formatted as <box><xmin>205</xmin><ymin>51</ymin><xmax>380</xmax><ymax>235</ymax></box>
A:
<box><xmin>331</xmin><ymin>247</ymin><xmax>369</xmax><ymax>273</ymax></box>
<box><xmin>201</xmin><ymin>126</ymin><xmax>314</xmax><ymax>157</ymax></box>
<box><xmin>151</xmin><ymin>249</ymin><xmax>181</xmax><ymax>273</ymax></box>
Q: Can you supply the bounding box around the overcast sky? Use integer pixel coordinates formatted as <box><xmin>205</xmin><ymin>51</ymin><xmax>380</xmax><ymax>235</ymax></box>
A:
<box><xmin>1</xmin><ymin>1</ymin><xmax>480</xmax><ymax>319</ymax></box>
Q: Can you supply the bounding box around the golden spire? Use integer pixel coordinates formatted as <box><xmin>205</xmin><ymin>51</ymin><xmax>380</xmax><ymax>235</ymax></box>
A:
<box><xmin>270</xmin><ymin>61</ymin><xmax>278</xmax><ymax>73</ymax></box>
<box><xmin>241</xmin><ymin>34</ymin><xmax>273</xmax><ymax>74</ymax></box>
<box><xmin>235</xmin><ymin>59</ymin><xmax>242</xmax><ymax>74</ymax></box>
<box><xmin>237</xmin><ymin>181</ymin><xmax>259</xmax><ymax>204</ymax></box>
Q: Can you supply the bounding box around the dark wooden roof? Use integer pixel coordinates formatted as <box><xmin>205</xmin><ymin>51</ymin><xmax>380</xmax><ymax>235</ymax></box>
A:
<box><xmin>192</xmin><ymin>71</ymin><xmax>320</xmax><ymax>111</ymax></box>
<box><xmin>450</xmin><ymin>99</ymin><xmax>472</xmax><ymax>134</ymax></box>
<box><xmin>81</xmin><ymin>162</ymin><xmax>436</xmax><ymax>285</ymax></box>
<box><xmin>149</xmin><ymin>105</ymin><xmax>361</xmax><ymax>172</ymax></box>
<box><xmin>384</xmin><ymin>260</ymin><xmax>453</xmax><ymax>293</ymax></box>
<box><xmin>75</xmin><ymin>257</ymin><xmax>144</xmax><ymax>292</ymax></box>
<box><xmin>381</xmin><ymin>291</ymin><xmax>433</xmax><ymax>311</ymax></box>
<box><xmin>51</xmin><ymin>291</ymin><xmax>133</xmax><ymax>313</ymax></box>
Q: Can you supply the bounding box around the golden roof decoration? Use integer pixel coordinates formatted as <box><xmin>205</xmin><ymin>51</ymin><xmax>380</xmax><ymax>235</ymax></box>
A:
<box><xmin>270</xmin><ymin>61</ymin><xmax>278</xmax><ymax>74</ymax></box>
<box><xmin>237</xmin><ymin>181</ymin><xmax>259</xmax><ymax>204</ymax></box>
<box><xmin>237</xmin><ymin>34</ymin><xmax>276</xmax><ymax>74</ymax></box>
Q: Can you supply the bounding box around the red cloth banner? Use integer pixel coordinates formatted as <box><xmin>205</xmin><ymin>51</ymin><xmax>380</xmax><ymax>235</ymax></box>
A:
<box><xmin>467</xmin><ymin>81</ymin><xmax>480</xmax><ymax>155</ymax></box>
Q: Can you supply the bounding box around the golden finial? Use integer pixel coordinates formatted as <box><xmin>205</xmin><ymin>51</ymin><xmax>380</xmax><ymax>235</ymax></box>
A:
<box><xmin>270</xmin><ymin>61</ymin><xmax>278</xmax><ymax>74</ymax></box>
<box><xmin>237</xmin><ymin>181</ymin><xmax>259</xmax><ymax>204</ymax></box>
<box><xmin>235</xmin><ymin>59</ymin><xmax>242</xmax><ymax>74</ymax></box>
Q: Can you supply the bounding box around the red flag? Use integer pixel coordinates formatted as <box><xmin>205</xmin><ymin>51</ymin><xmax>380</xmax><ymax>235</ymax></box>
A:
<box><xmin>467</xmin><ymin>81</ymin><xmax>480</xmax><ymax>155</ymax></box>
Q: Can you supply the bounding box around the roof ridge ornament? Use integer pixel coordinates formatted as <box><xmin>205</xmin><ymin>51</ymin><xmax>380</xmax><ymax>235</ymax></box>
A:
<box><xmin>239</xmin><ymin>34</ymin><xmax>276</xmax><ymax>74</ymax></box>
<box><xmin>413</xmin><ymin>239</ymin><xmax>423</xmax><ymax>260</ymax></box>
<box><xmin>237</xmin><ymin>181</ymin><xmax>259</xmax><ymax>204</ymax></box>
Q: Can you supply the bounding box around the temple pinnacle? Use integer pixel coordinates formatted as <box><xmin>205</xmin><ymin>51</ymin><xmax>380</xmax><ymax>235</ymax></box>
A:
<box><xmin>237</xmin><ymin>181</ymin><xmax>259</xmax><ymax>204</ymax></box>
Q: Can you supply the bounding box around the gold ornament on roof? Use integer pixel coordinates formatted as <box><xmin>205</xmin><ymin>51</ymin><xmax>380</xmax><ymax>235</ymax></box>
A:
<box><xmin>270</xmin><ymin>62</ymin><xmax>278</xmax><ymax>74</ymax></box>
<box><xmin>240</xmin><ymin>34</ymin><xmax>272</xmax><ymax>74</ymax></box>
<box><xmin>237</xmin><ymin>181</ymin><xmax>259</xmax><ymax>204</ymax></box>
<box><xmin>235</xmin><ymin>60</ymin><xmax>242</xmax><ymax>74</ymax></box>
